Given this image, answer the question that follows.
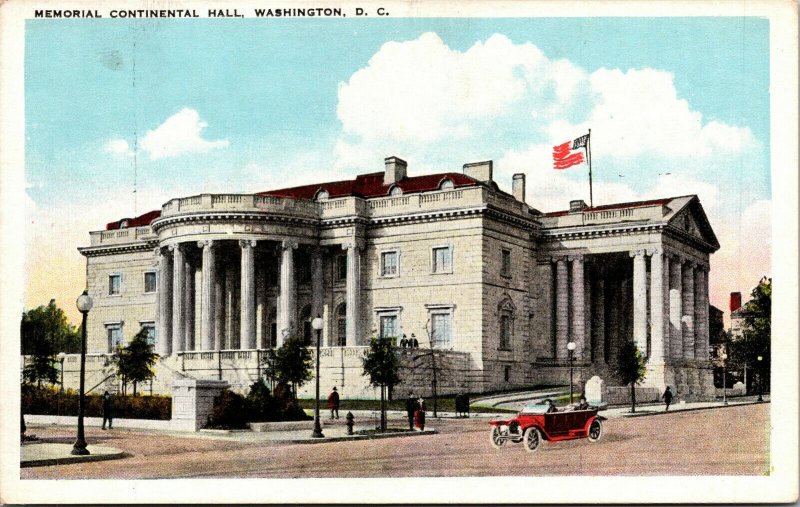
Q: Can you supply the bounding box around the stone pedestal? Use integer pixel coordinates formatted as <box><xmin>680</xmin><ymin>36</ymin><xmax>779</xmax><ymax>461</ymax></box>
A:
<box><xmin>170</xmin><ymin>378</ymin><xmax>230</xmax><ymax>431</ymax></box>
<box><xmin>584</xmin><ymin>375</ymin><xmax>606</xmax><ymax>405</ymax></box>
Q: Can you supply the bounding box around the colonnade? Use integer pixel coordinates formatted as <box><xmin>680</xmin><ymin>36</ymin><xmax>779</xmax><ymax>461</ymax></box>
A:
<box><xmin>155</xmin><ymin>238</ymin><xmax>363</xmax><ymax>356</ymax></box>
<box><xmin>551</xmin><ymin>249</ymin><xmax>710</xmax><ymax>365</ymax></box>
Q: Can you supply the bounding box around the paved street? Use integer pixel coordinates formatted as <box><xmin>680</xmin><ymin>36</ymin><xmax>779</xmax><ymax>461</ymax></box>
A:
<box><xmin>22</xmin><ymin>403</ymin><xmax>769</xmax><ymax>479</ymax></box>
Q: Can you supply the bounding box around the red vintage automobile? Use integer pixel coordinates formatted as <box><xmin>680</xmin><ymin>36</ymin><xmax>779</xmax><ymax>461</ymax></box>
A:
<box><xmin>488</xmin><ymin>403</ymin><xmax>606</xmax><ymax>452</ymax></box>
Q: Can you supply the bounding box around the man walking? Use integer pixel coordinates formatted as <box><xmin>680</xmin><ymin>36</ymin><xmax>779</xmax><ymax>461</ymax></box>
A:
<box><xmin>327</xmin><ymin>387</ymin><xmax>340</xmax><ymax>419</ymax></box>
<box><xmin>662</xmin><ymin>386</ymin><xmax>674</xmax><ymax>412</ymax></box>
<box><xmin>405</xmin><ymin>391</ymin><xmax>417</xmax><ymax>430</ymax></box>
<box><xmin>101</xmin><ymin>390</ymin><xmax>114</xmax><ymax>430</ymax></box>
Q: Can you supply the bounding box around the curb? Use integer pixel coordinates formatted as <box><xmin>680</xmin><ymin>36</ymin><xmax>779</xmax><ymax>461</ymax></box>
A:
<box><xmin>21</xmin><ymin>444</ymin><xmax>128</xmax><ymax>468</ymax></box>
<box><xmin>615</xmin><ymin>400</ymin><xmax>769</xmax><ymax>418</ymax></box>
<box><xmin>284</xmin><ymin>429</ymin><xmax>437</xmax><ymax>444</ymax></box>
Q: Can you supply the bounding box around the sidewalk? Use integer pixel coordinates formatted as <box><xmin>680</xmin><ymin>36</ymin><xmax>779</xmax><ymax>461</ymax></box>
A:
<box><xmin>21</xmin><ymin>442</ymin><xmax>126</xmax><ymax>468</ymax></box>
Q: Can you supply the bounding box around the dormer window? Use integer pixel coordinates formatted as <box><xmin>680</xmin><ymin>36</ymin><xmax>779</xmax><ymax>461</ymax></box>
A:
<box><xmin>315</xmin><ymin>189</ymin><xmax>329</xmax><ymax>201</ymax></box>
<box><xmin>439</xmin><ymin>179</ymin><xmax>455</xmax><ymax>191</ymax></box>
<box><xmin>120</xmin><ymin>219</ymin><xmax>129</xmax><ymax>228</ymax></box>
<box><xmin>389</xmin><ymin>185</ymin><xmax>403</xmax><ymax>196</ymax></box>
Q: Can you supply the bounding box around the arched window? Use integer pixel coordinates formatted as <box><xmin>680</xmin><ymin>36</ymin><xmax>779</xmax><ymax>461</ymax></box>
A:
<box><xmin>388</xmin><ymin>185</ymin><xmax>403</xmax><ymax>196</ymax></box>
<box><xmin>498</xmin><ymin>298</ymin><xmax>515</xmax><ymax>350</ymax></box>
<box><xmin>335</xmin><ymin>303</ymin><xmax>347</xmax><ymax>347</ymax></box>
<box><xmin>439</xmin><ymin>178</ymin><xmax>455</xmax><ymax>191</ymax></box>
<box><xmin>315</xmin><ymin>189</ymin><xmax>330</xmax><ymax>201</ymax></box>
<box><xmin>300</xmin><ymin>304</ymin><xmax>312</xmax><ymax>346</ymax></box>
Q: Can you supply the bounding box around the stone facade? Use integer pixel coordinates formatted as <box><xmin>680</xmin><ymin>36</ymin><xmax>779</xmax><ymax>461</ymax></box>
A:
<box><xmin>70</xmin><ymin>156</ymin><xmax>720</xmax><ymax>400</ymax></box>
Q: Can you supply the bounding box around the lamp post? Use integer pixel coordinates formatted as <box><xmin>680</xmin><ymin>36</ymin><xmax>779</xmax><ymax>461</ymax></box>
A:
<box><xmin>72</xmin><ymin>290</ymin><xmax>93</xmax><ymax>456</ymax></box>
<box><xmin>311</xmin><ymin>315</ymin><xmax>324</xmax><ymax>438</ymax></box>
<box><xmin>567</xmin><ymin>341</ymin><xmax>576</xmax><ymax>404</ymax></box>
<box><xmin>57</xmin><ymin>352</ymin><xmax>66</xmax><ymax>417</ymax></box>
<box><xmin>757</xmin><ymin>355</ymin><xmax>763</xmax><ymax>402</ymax></box>
<box><xmin>720</xmin><ymin>348</ymin><xmax>728</xmax><ymax>406</ymax></box>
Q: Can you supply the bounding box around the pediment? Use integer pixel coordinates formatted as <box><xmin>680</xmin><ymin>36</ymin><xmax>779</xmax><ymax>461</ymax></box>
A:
<box><xmin>667</xmin><ymin>197</ymin><xmax>720</xmax><ymax>251</ymax></box>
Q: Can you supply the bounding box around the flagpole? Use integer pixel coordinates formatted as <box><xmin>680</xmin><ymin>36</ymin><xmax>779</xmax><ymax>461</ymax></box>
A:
<box><xmin>586</xmin><ymin>129</ymin><xmax>593</xmax><ymax>207</ymax></box>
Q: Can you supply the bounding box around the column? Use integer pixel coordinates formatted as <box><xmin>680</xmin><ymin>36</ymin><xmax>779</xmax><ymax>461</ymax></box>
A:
<box><xmin>694</xmin><ymin>265</ymin><xmax>710</xmax><ymax>360</ymax></box>
<box><xmin>199</xmin><ymin>240</ymin><xmax>216</xmax><ymax>351</ymax></box>
<box><xmin>256</xmin><ymin>255</ymin><xmax>267</xmax><ymax>350</ymax></box>
<box><xmin>214</xmin><ymin>257</ymin><xmax>225</xmax><ymax>351</ymax></box>
<box><xmin>570</xmin><ymin>255</ymin><xmax>585</xmax><ymax>360</ymax></box>
<box><xmin>681</xmin><ymin>261</ymin><xmax>696</xmax><ymax>360</ymax></box>
<box><xmin>311</xmin><ymin>246</ymin><xmax>324</xmax><ymax>343</ymax></box>
<box><xmin>649</xmin><ymin>249</ymin><xmax>665</xmax><ymax>362</ymax></box>
<box><xmin>344</xmin><ymin>241</ymin><xmax>362</xmax><ymax>346</ymax></box>
<box><xmin>184</xmin><ymin>255</ymin><xmax>195</xmax><ymax>351</ymax></box>
<box><xmin>278</xmin><ymin>240</ymin><xmax>298</xmax><ymax>346</ymax></box>
<box><xmin>554</xmin><ymin>257</ymin><xmax>569</xmax><ymax>360</ymax></box>
<box><xmin>662</xmin><ymin>252</ymin><xmax>671</xmax><ymax>361</ymax></box>
<box><xmin>157</xmin><ymin>247</ymin><xmax>173</xmax><ymax>357</ymax></box>
<box><xmin>592</xmin><ymin>276</ymin><xmax>605</xmax><ymax>363</ymax></box>
<box><xmin>170</xmin><ymin>244</ymin><xmax>185</xmax><ymax>353</ymax></box>
<box><xmin>668</xmin><ymin>254</ymin><xmax>683</xmax><ymax>359</ymax></box>
<box><xmin>240</xmin><ymin>239</ymin><xmax>257</xmax><ymax>349</ymax></box>
<box><xmin>631</xmin><ymin>250</ymin><xmax>648</xmax><ymax>354</ymax></box>
<box><xmin>225</xmin><ymin>264</ymin><xmax>236</xmax><ymax>349</ymax></box>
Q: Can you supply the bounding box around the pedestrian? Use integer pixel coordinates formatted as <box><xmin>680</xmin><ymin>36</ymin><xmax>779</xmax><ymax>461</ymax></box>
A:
<box><xmin>410</xmin><ymin>335</ymin><xmax>419</xmax><ymax>348</ymax></box>
<box><xmin>102</xmin><ymin>390</ymin><xmax>113</xmax><ymax>430</ymax></box>
<box><xmin>455</xmin><ymin>393</ymin><xmax>464</xmax><ymax>417</ymax></box>
<box><xmin>414</xmin><ymin>397</ymin><xmax>426</xmax><ymax>431</ymax></box>
<box><xmin>399</xmin><ymin>335</ymin><xmax>408</xmax><ymax>348</ymax></box>
<box><xmin>328</xmin><ymin>387</ymin><xmax>340</xmax><ymax>419</ymax></box>
<box><xmin>463</xmin><ymin>393</ymin><xmax>470</xmax><ymax>418</ymax></box>
<box><xmin>405</xmin><ymin>391</ymin><xmax>417</xmax><ymax>430</ymax></box>
<box><xmin>662</xmin><ymin>386</ymin><xmax>674</xmax><ymax>411</ymax></box>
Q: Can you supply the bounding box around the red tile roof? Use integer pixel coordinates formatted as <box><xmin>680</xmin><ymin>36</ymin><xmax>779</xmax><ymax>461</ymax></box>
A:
<box><xmin>258</xmin><ymin>172</ymin><xmax>481</xmax><ymax>199</ymax></box>
<box><xmin>106</xmin><ymin>209</ymin><xmax>161</xmax><ymax>230</ymax></box>
<box><xmin>542</xmin><ymin>197</ymin><xmax>672</xmax><ymax>217</ymax></box>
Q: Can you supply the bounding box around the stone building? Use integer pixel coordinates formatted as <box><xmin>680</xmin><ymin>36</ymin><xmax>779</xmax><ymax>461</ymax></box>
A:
<box><xmin>75</xmin><ymin>156</ymin><xmax>719</xmax><ymax>399</ymax></box>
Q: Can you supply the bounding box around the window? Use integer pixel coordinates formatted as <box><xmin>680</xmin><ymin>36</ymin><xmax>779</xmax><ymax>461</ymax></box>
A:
<box><xmin>381</xmin><ymin>250</ymin><xmax>399</xmax><ymax>277</ymax></box>
<box><xmin>108</xmin><ymin>274</ymin><xmax>121</xmax><ymax>295</ymax></box>
<box><xmin>500</xmin><ymin>314</ymin><xmax>512</xmax><ymax>350</ymax></box>
<box><xmin>316</xmin><ymin>189</ymin><xmax>329</xmax><ymax>201</ymax></box>
<box><xmin>432</xmin><ymin>246</ymin><xmax>452</xmax><ymax>274</ymax></box>
<box><xmin>106</xmin><ymin>324</ymin><xmax>123</xmax><ymax>352</ymax></box>
<box><xmin>389</xmin><ymin>185</ymin><xmax>403</xmax><ymax>196</ymax></box>
<box><xmin>430</xmin><ymin>312</ymin><xmax>452</xmax><ymax>348</ymax></box>
<box><xmin>144</xmin><ymin>271</ymin><xmax>157</xmax><ymax>293</ymax></box>
<box><xmin>140</xmin><ymin>323</ymin><xmax>156</xmax><ymax>347</ymax></box>
<box><xmin>379</xmin><ymin>314</ymin><xmax>398</xmax><ymax>340</ymax></box>
<box><xmin>501</xmin><ymin>249</ymin><xmax>512</xmax><ymax>277</ymax></box>
<box><xmin>440</xmin><ymin>178</ymin><xmax>454</xmax><ymax>190</ymax></box>
<box><xmin>297</xmin><ymin>251</ymin><xmax>311</xmax><ymax>284</ymax></box>
<box><xmin>335</xmin><ymin>255</ymin><xmax>347</xmax><ymax>282</ymax></box>
<box><xmin>335</xmin><ymin>304</ymin><xmax>347</xmax><ymax>346</ymax></box>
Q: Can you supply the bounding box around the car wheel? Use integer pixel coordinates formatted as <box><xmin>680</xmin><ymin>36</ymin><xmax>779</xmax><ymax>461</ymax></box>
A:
<box><xmin>587</xmin><ymin>419</ymin><xmax>603</xmax><ymax>442</ymax></box>
<box><xmin>490</xmin><ymin>426</ymin><xmax>506</xmax><ymax>448</ymax></box>
<box><xmin>523</xmin><ymin>427</ymin><xmax>541</xmax><ymax>453</ymax></box>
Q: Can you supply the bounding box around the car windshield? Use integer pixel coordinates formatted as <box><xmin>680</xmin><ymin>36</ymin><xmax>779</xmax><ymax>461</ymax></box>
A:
<box><xmin>520</xmin><ymin>404</ymin><xmax>550</xmax><ymax>414</ymax></box>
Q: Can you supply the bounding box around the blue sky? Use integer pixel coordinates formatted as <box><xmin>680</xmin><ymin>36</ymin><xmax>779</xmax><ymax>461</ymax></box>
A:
<box><xmin>24</xmin><ymin>16</ymin><xmax>771</xmax><ymax>322</ymax></box>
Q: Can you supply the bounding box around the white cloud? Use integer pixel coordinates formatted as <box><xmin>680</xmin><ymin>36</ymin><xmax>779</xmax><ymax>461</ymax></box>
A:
<box><xmin>104</xmin><ymin>139</ymin><xmax>135</xmax><ymax>158</ymax></box>
<box><xmin>140</xmin><ymin>108</ymin><xmax>229</xmax><ymax>160</ymax></box>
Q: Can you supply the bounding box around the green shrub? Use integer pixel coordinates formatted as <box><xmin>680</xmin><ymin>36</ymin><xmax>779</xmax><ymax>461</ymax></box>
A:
<box><xmin>206</xmin><ymin>389</ymin><xmax>248</xmax><ymax>429</ymax></box>
<box><xmin>21</xmin><ymin>384</ymin><xmax>171</xmax><ymax>420</ymax></box>
<box><xmin>245</xmin><ymin>379</ymin><xmax>278</xmax><ymax>422</ymax></box>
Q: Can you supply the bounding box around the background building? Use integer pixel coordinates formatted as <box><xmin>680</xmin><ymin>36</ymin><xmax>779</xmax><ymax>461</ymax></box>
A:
<box><xmin>72</xmin><ymin>156</ymin><xmax>719</xmax><ymax>399</ymax></box>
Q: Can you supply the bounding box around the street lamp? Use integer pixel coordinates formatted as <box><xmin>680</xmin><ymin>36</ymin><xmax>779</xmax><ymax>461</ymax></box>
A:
<box><xmin>720</xmin><ymin>348</ymin><xmax>728</xmax><ymax>406</ymax></box>
<box><xmin>57</xmin><ymin>352</ymin><xmax>66</xmax><ymax>417</ymax></box>
<box><xmin>567</xmin><ymin>341</ymin><xmax>576</xmax><ymax>404</ymax></box>
<box><xmin>311</xmin><ymin>315</ymin><xmax>324</xmax><ymax>438</ymax></box>
<box><xmin>72</xmin><ymin>290</ymin><xmax>93</xmax><ymax>456</ymax></box>
<box><xmin>757</xmin><ymin>355</ymin><xmax>763</xmax><ymax>402</ymax></box>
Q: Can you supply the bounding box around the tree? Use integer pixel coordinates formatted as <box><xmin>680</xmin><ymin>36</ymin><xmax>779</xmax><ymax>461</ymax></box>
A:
<box><xmin>362</xmin><ymin>336</ymin><xmax>401</xmax><ymax>431</ymax></box>
<box><xmin>729</xmin><ymin>277</ymin><xmax>771</xmax><ymax>392</ymax></box>
<box><xmin>20</xmin><ymin>301</ymin><xmax>79</xmax><ymax>386</ymax></box>
<box><xmin>116</xmin><ymin>329</ymin><xmax>159</xmax><ymax>395</ymax></box>
<box><xmin>273</xmin><ymin>335</ymin><xmax>313</xmax><ymax>399</ymax></box>
<box><xmin>616</xmin><ymin>341</ymin><xmax>647</xmax><ymax>413</ymax></box>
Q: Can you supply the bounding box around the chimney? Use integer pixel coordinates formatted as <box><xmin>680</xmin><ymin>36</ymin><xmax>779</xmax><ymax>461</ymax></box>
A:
<box><xmin>730</xmin><ymin>292</ymin><xmax>742</xmax><ymax>313</ymax></box>
<box><xmin>384</xmin><ymin>156</ymin><xmax>407</xmax><ymax>185</ymax></box>
<box><xmin>569</xmin><ymin>199</ymin><xmax>588</xmax><ymax>213</ymax></box>
<box><xmin>512</xmin><ymin>173</ymin><xmax>526</xmax><ymax>203</ymax></box>
<box><xmin>463</xmin><ymin>160</ymin><xmax>493</xmax><ymax>183</ymax></box>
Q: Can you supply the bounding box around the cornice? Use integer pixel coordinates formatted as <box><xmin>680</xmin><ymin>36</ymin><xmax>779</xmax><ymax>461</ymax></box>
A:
<box><xmin>540</xmin><ymin>222</ymin><xmax>664</xmax><ymax>241</ymax></box>
<box><xmin>78</xmin><ymin>240</ymin><xmax>158</xmax><ymax>257</ymax></box>
<box><xmin>150</xmin><ymin>211</ymin><xmax>320</xmax><ymax>232</ymax></box>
